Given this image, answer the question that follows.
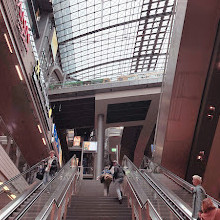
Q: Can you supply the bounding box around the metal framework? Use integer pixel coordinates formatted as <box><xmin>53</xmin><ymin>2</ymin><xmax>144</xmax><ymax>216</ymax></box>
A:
<box><xmin>52</xmin><ymin>0</ymin><xmax>176</xmax><ymax>81</ymax></box>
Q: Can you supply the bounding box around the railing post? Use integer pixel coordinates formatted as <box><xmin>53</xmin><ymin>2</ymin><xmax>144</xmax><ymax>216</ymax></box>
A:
<box><xmin>50</xmin><ymin>203</ymin><xmax>56</xmax><ymax>220</ymax></box>
<box><xmin>131</xmin><ymin>197</ymin><xmax>135</xmax><ymax>220</ymax></box>
<box><xmin>57</xmin><ymin>204</ymin><xmax>62</xmax><ymax>220</ymax></box>
<box><xmin>138</xmin><ymin>205</ymin><xmax>143</xmax><ymax>220</ymax></box>
<box><xmin>145</xmin><ymin>202</ymin><xmax>151</xmax><ymax>220</ymax></box>
<box><xmin>63</xmin><ymin>191</ymin><xmax>70</xmax><ymax>220</ymax></box>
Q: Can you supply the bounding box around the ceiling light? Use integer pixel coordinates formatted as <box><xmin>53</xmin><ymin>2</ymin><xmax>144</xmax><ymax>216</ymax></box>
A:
<box><xmin>10</xmin><ymin>194</ymin><xmax>16</xmax><ymax>199</ymax></box>
<box><xmin>15</xmin><ymin>65</ymin><xmax>23</xmax><ymax>81</ymax></box>
<box><xmin>3</xmin><ymin>186</ymin><xmax>9</xmax><ymax>191</ymax></box>
<box><xmin>4</xmin><ymin>33</ymin><xmax>13</xmax><ymax>53</ymax></box>
<box><xmin>37</xmin><ymin>125</ymin><xmax>42</xmax><ymax>133</ymax></box>
<box><xmin>42</xmin><ymin>138</ymin><xmax>46</xmax><ymax>145</ymax></box>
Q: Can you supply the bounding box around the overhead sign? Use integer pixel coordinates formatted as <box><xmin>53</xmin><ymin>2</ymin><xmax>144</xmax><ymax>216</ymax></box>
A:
<box><xmin>83</xmin><ymin>142</ymin><xmax>97</xmax><ymax>152</ymax></box>
<box><xmin>15</xmin><ymin>0</ymin><xmax>30</xmax><ymax>52</ymax></box>
<box><xmin>53</xmin><ymin>124</ymin><xmax>60</xmax><ymax>154</ymax></box>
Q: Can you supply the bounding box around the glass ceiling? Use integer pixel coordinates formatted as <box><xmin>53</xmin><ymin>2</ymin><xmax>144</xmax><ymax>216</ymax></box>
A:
<box><xmin>52</xmin><ymin>0</ymin><xmax>176</xmax><ymax>81</ymax></box>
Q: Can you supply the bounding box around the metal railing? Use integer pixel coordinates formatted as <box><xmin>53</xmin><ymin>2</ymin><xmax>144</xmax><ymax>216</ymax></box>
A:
<box><xmin>122</xmin><ymin>156</ymin><xmax>167</xmax><ymax>220</ymax></box>
<box><xmin>33</xmin><ymin>162</ymin><xmax>80</xmax><ymax>220</ymax></box>
<box><xmin>123</xmin><ymin>155</ymin><xmax>192</xmax><ymax>220</ymax></box>
<box><xmin>48</xmin><ymin>71</ymin><xmax>163</xmax><ymax>90</ymax></box>
<box><xmin>141</xmin><ymin>156</ymin><xmax>220</xmax><ymax>209</ymax></box>
<box><xmin>0</xmin><ymin>158</ymin><xmax>47</xmax><ymax>210</ymax></box>
<box><xmin>0</xmin><ymin>156</ymin><xmax>79</xmax><ymax>220</ymax></box>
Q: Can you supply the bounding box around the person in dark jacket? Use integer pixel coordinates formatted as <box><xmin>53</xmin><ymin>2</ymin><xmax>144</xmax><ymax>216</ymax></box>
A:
<box><xmin>43</xmin><ymin>150</ymin><xmax>58</xmax><ymax>185</ymax></box>
<box><xmin>191</xmin><ymin>175</ymin><xmax>207</xmax><ymax>219</ymax></box>
<box><xmin>113</xmin><ymin>160</ymin><xmax>125</xmax><ymax>204</ymax></box>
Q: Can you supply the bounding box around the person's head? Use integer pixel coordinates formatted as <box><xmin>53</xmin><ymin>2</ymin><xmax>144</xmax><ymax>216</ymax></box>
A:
<box><xmin>112</xmin><ymin>160</ymin><xmax>118</xmax><ymax>166</ymax></box>
<box><xmin>202</xmin><ymin>198</ymin><xmax>216</xmax><ymax>213</ymax></box>
<box><xmin>49</xmin><ymin>150</ymin><xmax>55</xmax><ymax>158</ymax></box>
<box><xmin>104</xmin><ymin>165</ymin><xmax>109</xmax><ymax>170</ymax></box>
<box><xmin>192</xmin><ymin>175</ymin><xmax>202</xmax><ymax>186</ymax></box>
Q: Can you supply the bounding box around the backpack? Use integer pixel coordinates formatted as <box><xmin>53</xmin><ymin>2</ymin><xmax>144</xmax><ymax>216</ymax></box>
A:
<box><xmin>114</xmin><ymin>165</ymin><xmax>125</xmax><ymax>179</ymax></box>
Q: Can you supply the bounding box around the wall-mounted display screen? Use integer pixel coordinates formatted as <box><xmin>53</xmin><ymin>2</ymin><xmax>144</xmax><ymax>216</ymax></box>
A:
<box><xmin>83</xmin><ymin>141</ymin><xmax>97</xmax><ymax>151</ymax></box>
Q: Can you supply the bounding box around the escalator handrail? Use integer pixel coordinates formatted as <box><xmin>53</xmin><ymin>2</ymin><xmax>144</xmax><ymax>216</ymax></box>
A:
<box><xmin>143</xmin><ymin>156</ymin><xmax>220</xmax><ymax>208</ymax></box>
<box><xmin>123</xmin><ymin>156</ymin><xmax>166</xmax><ymax>219</ymax></box>
<box><xmin>0</xmin><ymin>180</ymin><xmax>43</xmax><ymax>220</ymax></box>
<box><xmin>123</xmin><ymin>156</ymin><xmax>150</xmax><ymax>207</ymax></box>
<box><xmin>13</xmin><ymin>160</ymin><xmax>74</xmax><ymax>220</ymax></box>
<box><xmin>124</xmin><ymin>155</ymin><xmax>191</xmax><ymax>219</ymax></box>
<box><xmin>0</xmin><ymin>157</ymin><xmax>48</xmax><ymax>190</ymax></box>
<box><xmin>36</xmin><ymin>170</ymin><xmax>79</xmax><ymax>220</ymax></box>
<box><xmin>142</xmin><ymin>171</ymin><xmax>192</xmax><ymax>219</ymax></box>
<box><xmin>14</xmin><ymin>157</ymin><xmax>78</xmax><ymax>220</ymax></box>
<box><xmin>126</xmin><ymin>175</ymin><xmax>143</xmax><ymax>208</ymax></box>
<box><xmin>0</xmin><ymin>158</ymin><xmax>70</xmax><ymax>220</ymax></box>
<box><xmin>147</xmin><ymin>199</ymin><xmax>163</xmax><ymax>220</ymax></box>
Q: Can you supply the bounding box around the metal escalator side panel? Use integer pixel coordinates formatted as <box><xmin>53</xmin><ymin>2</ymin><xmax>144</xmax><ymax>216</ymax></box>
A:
<box><xmin>0</xmin><ymin>180</ymin><xmax>43</xmax><ymax>220</ymax></box>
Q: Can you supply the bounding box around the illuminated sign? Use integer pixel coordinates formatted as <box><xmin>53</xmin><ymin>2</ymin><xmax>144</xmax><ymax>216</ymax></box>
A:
<box><xmin>111</xmin><ymin>148</ymin><xmax>116</xmax><ymax>152</ymax></box>
<box><xmin>73</xmin><ymin>136</ymin><xmax>81</xmax><ymax>147</ymax></box>
<box><xmin>14</xmin><ymin>0</ymin><xmax>30</xmax><ymax>52</ymax></box>
<box><xmin>53</xmin><ymin>124</ymin><xmax>60</xmax><ymax>154</ymax></box>
<box><xmin>83</xmin><ymin>142</ymin><xmax>97</xmax><ymax>151</ymax></box>
<box><xmin>51</xmin><ymin>29</ymin><xmax>58</xmax><ymax>61</ymax></box>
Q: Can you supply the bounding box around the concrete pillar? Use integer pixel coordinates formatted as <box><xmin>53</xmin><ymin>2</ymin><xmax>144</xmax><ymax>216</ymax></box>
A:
<box><xmin>96</xmin><ymin>114</ymin><xmax>104</xmax><ymax>178</ymax></box>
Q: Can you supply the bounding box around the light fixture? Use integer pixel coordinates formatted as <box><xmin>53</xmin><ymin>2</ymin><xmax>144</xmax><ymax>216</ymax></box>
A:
<box><xmin>42</xmin><ymin>138</ymin><xmax>46</xmax><ymax>145</ymax></box>
<box><xmin>10</xmin><ymin>194</ymin><xmax>16</xmax><ymax>199</ymax></box>
<box><xmin>3</xmin><ymin>186</ymin><xmax>9</xmax><ymax>191</ymax></box>
<box><xmin>207</xmin><ymin>114</ymin><xmax>213</xmax><ymax>120</ymax></box>
<box><xmin>37</xmin><ymin>125</ymin><xmax>42</xmax><ymax>133</ymax></box>
<box><xmin>4</xmin><ymin>33</ymin><xmax>13</xmax><ymax>53</ymax></box>
<box><xmin>209</xmin><ymin>106</ymin><xmax>215</xmax><ymax>111</ymax></box>
<box><xmin>0</xmin><ymin>182</ymin><xmax>3</xmax><ymax>185</ymax></box>
<box><xmin>15</xmin><ymin>65</ymin><xmax>23</xmax><ymax>81</ymax></box>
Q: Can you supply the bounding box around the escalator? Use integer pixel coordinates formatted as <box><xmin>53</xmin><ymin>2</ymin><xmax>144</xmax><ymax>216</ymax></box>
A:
<box><xmin>137</xmin><ymin>156</ymin><xmax>220</xmax><ymax>219</ymax></box>
<box><xmin>1</xmin><ymin>155</ymin><xmax>219</xmax><ymax>220</ymax></box>
<box><xmin>0</xmin><ymin>156</ymin><xmax>79</xmax><ymax>220</ymax></box>
<box><xmin>123</xmin><ymin>156</ymin><xmax>192</xmax><ymax>220</ymax></box>
<box><xmin>142</xmin><ymin>168</ymin><xmax>192</xmax><ymax>207</ymax></box>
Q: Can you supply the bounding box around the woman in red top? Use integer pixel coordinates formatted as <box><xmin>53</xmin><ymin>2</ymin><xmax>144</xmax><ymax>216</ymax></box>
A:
<box><xmin>199</xmin><ymin>198</ymin><xmax>220</xmax><ymax>220</ymax></box>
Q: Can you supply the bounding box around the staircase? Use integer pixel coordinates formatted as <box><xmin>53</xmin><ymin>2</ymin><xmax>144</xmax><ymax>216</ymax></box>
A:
<box><xmin>66</xmin><ymin>180</ymin><xmax>132</xmax><ymax>220</ymax></box>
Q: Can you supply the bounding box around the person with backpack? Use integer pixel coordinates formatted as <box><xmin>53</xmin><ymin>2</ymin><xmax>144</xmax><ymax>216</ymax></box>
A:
<box><xmin>98</xmin><ymin>166</ymin><xmax>113</xmax><ymax>196</ymax></box>
<box><xmin>112</xmin><ymin>160</ymin><xmax>125</xmax><ymax>204</ymax></box>
<box><xmin>191</xmin><ymin>175</ymin><xmax>207</xmax><ymax>219</ymax></box>
<box><xmin>43</xmin><ymin>150</ymin><xmax>58</xmax><ymax>185</ymax></box>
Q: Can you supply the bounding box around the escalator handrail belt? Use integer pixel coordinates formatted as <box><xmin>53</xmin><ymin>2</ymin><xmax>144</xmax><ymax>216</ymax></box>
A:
<box><xmin>143</xmin><ymin>172</ymin><xmax>192</xmax><ymax>219</ymax></box>
<box><xmin>147</xmin><ymin>199</ymin><xmax>163</xmax><ymax>220</ymax></box>
<box><xmin>126</xmin><ymin>176</ymin><xmax>143</xmax><ymax>208</ymax></box>
<box><xmin>9</xmin><ymin>158</ymin><xmax>75</xmax><ymax>220</ymax></box>
<box><xmin>36</xmin><ymin>171</ymin><xmax>79</xmax><ymax>220</ymax></box>
<box><xmin>150</xmin><ymin>160</ymin><xmax>220</xmax><ymax>208</ymax></box>
<box><xmin>0</xmin><ymin>181</ymin><xmax>43</xmax><ymax>220</ymax></box>
<box><xmin>0</xmin><ymin>158</ymin><xmax>48</xmax><ymax>190</ymax></box>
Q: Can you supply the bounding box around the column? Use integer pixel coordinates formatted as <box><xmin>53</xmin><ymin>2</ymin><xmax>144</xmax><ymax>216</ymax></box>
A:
<box><xmin>96</xmin><ymin>114</ymin><xmax>104</xmax><ymax>178</ymax></box>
